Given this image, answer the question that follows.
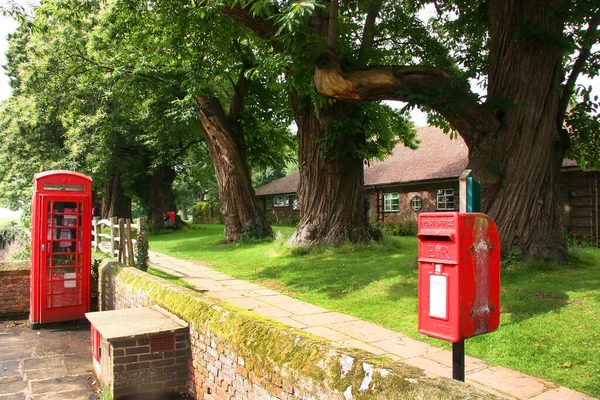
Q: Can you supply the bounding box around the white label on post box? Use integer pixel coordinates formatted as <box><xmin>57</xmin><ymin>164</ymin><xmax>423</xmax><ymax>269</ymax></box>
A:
<box><xmin>64</xmin><ymin>272</ymin><xmax>76</xmax><ymax>288</ymax></box>
<box><xmin>429</xmin><ymin>275</ymin><xmax>447</xmax><ymax>319</ymax></box>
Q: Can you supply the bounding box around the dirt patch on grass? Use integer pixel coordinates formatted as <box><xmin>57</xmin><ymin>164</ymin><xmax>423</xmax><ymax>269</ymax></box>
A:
<box><xmin>261</xmin><ymin>279</ymin><xmax>297</xmax><ymax>296</ymax></box>
<box><xmin>188</xmin><ymin>259</ymin><xmax>212</xmax><ymax>267</ymax></box>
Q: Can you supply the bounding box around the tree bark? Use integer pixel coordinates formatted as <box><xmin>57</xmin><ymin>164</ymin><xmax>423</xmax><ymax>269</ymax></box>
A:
<box><xmin>473</xmin><ymin>0</ymin><xmax>569</xmax><ymax>260</ymax></box>
<box><xmin>196</xmin><ymin>96</ymin><xmax>272</xmax><ymax>242</ymax></box>
<box><xmin>146</xmin><ymin>164</ymin><xmax>177</xmax><ymax>224</ymax></box>
<box><xmin>289</xmin><ymin>94</ymin><xmax>374</xmax><ymax>246</ymax></box>
<box><xmin>101</xmin><ymin>171</ymin><xmax>132</xmax><ymax>219</ymax></box>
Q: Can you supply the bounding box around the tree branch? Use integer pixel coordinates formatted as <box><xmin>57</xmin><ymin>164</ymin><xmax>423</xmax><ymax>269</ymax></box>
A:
<box><xmin>357</xmin><ymin>0</ymin><xmax>383</xmax><ymax>66</ymax></box>
<box><xmin>327</xmin><ymin>0</ymin><xmax>339</xmax><ymax>49</ymax></box>
<box><xmin>558</xmin><ymin>11</ymin><xmax>600</xmax><ymax>122</ymax></box>
<box><xmin>228</xmin><ymin>41</ymin><xmax>253</xmax><ymax>122</ymax></box>
<box><xmin>314</xmin><ymin>50</ymin><xmax>500</xmax><ymax>143</ymax></box>
<box><xmin>221</xmin><ymin>4</ymin><xmax>276</xmax><ymax>39</ymax></box>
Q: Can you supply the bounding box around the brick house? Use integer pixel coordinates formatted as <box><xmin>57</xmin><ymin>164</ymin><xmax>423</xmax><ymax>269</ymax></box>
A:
<box><xmin>255</xmin><ymin>126</ymin><xmax>600</xmax><ymax>241</ymax></box>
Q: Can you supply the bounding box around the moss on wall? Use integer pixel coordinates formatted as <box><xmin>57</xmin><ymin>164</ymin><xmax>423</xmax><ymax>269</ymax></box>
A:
<box><xmin>0</xmin><ymin>261</ymin><xmax>29</xmax><ymax>274</ymax></box>
<box><xmin>100</xmin><ymin>260</ymin><xmax>498</xmax><ymax>399</ymax></box>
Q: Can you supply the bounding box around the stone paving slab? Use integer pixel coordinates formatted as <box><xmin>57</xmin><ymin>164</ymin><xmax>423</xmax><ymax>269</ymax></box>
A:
<box><xmin>340</xmin><ymin>338</ymin><xmax>387</xmax><ymax>355</ymax></box>
<box><xmin>403</xmin><ymin>355</ymin><xmax>453</xmax><ymax>376</ymax></box>
<box><xmin>0</xmin><ymin>360</ymin><xmax>20</xmax><ymax>377</ymax></box>
<box><xmin>327</xmin><ymin>320</ymin><xmax>402</xmax><ymax>342</ymax></box>
<box><xmin>253</xmin><ymin>307</ymin><xmax>294</xmax><ymax>319</ymax></box>
<box><xmin>226</xmin><ymin>297</ymin><xmax>272</xmax><ymax>310</ymax></box>
<box><xmin>468</xmin><ymin>366</ymin><xmax>551</xmax><ymax>399</ymax></box>
<box><xmin>370</xmin><ymin>336</ymin><xmax>437</xmax><ymax>359</ymax></box>
<box><xmin>303</xmin><ymin>325</ymin><xmax>350</xmax><ymax>341</ymax></box>
<box><xmin>149</xmin><ymin>251</ymin><xmax>598</xmax><ymax>400</ymax></box>
<box><xmin>290</xmin><ymin>311</ymin><xmax>358</xmax><ymax>327</ymax></box>
<box><xmin>0</xmin><ymin>320</ymin><xmax>97</xmax><ymax>400</ymax></box>
<box><xmin>425</xmin><ymin>349</ymin><xmax>490</xmax><ymax>373</ymax></box>
<box><xmin>273</xmin><ymin>317</ymin><xmax>308</xmax><ymax>329</ymax></box>
<box><xmin>531</xmin><ymin>387</ymin><xmax>597</xmax><ymax>400</ymax></box>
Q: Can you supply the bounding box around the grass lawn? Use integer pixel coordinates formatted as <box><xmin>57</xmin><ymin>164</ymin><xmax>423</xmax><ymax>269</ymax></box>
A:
<box><xmin>148</xmin><ymin>224</ymin><xmax>600</xmax><ymax>397</ymax></box>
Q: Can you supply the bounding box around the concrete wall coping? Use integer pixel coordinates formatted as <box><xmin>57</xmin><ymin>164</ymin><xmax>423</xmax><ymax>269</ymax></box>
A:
<box><xmin>0</xmin><ymin>261</ymin><xmax>30</xmax><ymax>274</ymax></box>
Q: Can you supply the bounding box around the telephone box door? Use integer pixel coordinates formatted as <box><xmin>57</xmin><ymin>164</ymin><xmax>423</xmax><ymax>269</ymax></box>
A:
<box><xmin>37</xmin><ymin>196</ymin><xmax>90</xmax><ymax>323</ymax></box>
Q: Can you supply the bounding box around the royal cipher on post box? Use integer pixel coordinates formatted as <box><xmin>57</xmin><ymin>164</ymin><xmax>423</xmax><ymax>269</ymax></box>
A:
<box><xmin>417</xmin><ymin>212</ymin><xmax>500</xmax><ymax>343</ymax></box>
<box><xmin>30</xmin><ymin>170</ymin><xmax>92</xmax><ymax>327</ymax></box>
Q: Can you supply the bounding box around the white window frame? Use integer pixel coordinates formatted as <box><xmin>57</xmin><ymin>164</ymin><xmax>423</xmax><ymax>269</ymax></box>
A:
<box><xmin>291</xmin><ymin>196</ymin><xmax>300</xmax><ymax>210</ymax></box>
<box><xmin>437</xmin><ymin>189</ymin><xmax>455</xmax><ymax>210</ymax></box>
<box><xmin>273</xmin><ymin>195</ymin><xmax>289</xmax><ymax>208</ymax></box>
<box><xmin>411</xmin><ymin>196</ymin><xmax>423</xmax><ymax>212</ymax></box>
<box><xmin>384</xmin><ymin>192</ymin><xmax>399</xmax><ymax>212</ymax></box>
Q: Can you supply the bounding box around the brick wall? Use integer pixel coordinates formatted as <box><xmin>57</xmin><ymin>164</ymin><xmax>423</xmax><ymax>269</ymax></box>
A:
<box><xmin>100</xmin><ymin>260</ymin><xmax>495</xmax><ymax>400</ymax></box>
<box><xmin>0</xmin><ymin>261</ymin><xmax>30</xmax><ymax>316</ymax></box>
<box><xmin>109</xmin><ymin>333</ymin><xmax>189</xmax><ymax>398</ymax></box>
<box><xmin>366</xmin><ymin>180</ymin><xmax>460</xmax><ymax>228</ymax></box>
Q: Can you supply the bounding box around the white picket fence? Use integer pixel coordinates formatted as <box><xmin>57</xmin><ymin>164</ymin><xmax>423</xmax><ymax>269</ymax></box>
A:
<box><xmin>92</xmin><ymin>217</ymin><xmax>146</xmax><ymax>266</ymax></box>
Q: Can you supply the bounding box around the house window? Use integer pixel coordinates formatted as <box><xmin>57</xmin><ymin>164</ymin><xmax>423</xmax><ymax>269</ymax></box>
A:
<box><xmin>292</xmin><ymin>196</ymin><xmax>300</xmax><ymax>210</ymax></box>
<box><xmin>384</xmin><ymin>193</ymin><xmax>399</xmax><ymax>212</ymax></box>
<box><xmin>273</xmin><ymin>195</ymin><xmax>289</xmax><ymax>207</ymax></box>
<box><xmin>265</xmin><ymin>197</ymin><xmax>272</xmax><ymax>211</ymax></box>
<box><xmin>437</xmin><ymin>189</ymin><xmax>455</xmax><ymax>210</ymax></box>
<box><xmin>411</xmin><ymin>196</ymin><xmax>423</xmax><ymax>212</ymax></box>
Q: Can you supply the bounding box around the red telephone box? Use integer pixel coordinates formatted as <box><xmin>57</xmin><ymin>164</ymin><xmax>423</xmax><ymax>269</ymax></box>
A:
<box><xmin>417</xmin><ymin>212</ymin><xmax>500</xmax><ymax>342</ymax></box>
<box><xmin>30</xmin><ymin>170</ymin><xmax>92</xmax><ymax>327</ymax></box>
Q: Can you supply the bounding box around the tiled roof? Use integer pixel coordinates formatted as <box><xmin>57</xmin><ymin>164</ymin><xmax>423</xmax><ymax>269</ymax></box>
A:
<box><xmin>255</xmin><ymin>169</ymin><xmax>300</xmax><ymax>196</ymax></box>
<box><xmin>255</xmin><ymin>126</ymin><xmax>579</xmax><ymax>195</ymax></box>
<box><xmin>364</xmin><ymin>125</ymin><xmax>467</xmax><ymax>186</ymax></box>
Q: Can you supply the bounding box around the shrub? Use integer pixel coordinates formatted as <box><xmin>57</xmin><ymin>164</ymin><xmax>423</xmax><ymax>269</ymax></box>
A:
<box><xmin>192</xmin><ymin>201</ymin><xmax>222</xmax><ymax>224</ymax></box>
<box><xmin>563</xmin><ymin>229</ymin><xmax>596</xmax><ymax>248</ymax></box>
<box><xmin>135</xmin><ymin>230</ymin><xmax>150</xmax><ymax>272</ymax></box>
<box><xmin>11</xmin><ymin>229</ymin><xmax>31</xmax><ymax>261</ymax></box>
<box><xmin>0</xmin><ymin>222</ymin><xmax>21</xmax><ymax>248</ymax></box>
<box><xmin>381</xmin><ymin>220</ymin><xmax>417</xmax><ymax>237</ymax></box>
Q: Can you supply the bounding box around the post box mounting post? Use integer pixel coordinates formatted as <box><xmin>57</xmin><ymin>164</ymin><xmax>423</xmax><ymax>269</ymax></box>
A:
<box><xmin>454</xmin><ymin>169</ymin><xmax>482</xmax><ymax>382</ymax></box>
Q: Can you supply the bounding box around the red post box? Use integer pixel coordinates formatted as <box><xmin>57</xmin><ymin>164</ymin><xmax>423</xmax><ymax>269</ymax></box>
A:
<box><xmin>30</xmin><ymin>170</ymin><xmax>92</xmax><ymax>327</ymax></box>
<box><xmin>417</xmin><ymin>212</ymin><xmax>500</xmax><ymax>342</ymax></box>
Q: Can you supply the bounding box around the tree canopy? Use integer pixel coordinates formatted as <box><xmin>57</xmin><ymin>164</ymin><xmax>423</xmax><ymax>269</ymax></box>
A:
<box><xmin>2</xmin><ymin>0</ymin><xmax>599</xmax><ymax>259</ymax></box>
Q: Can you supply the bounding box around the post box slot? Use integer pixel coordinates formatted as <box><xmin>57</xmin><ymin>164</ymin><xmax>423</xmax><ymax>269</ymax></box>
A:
<box><xmin>418</xmin><ymin>235</ymin><xmax>453</xmax><ymax>242</ymax></box>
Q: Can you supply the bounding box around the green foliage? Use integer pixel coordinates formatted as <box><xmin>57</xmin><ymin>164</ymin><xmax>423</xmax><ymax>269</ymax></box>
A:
<box><xmin>192</xmin><ymin>201</ymin><xmax>221</xmax><ymax>224</ymax></box>
<box><xmin>0</xmin><ymin>222</ymin><xmax>30</xmax><ymax>261</ymax></box>
<box><xmin>92</xmin><ymin>251</ymin><xmax>113</xmax><ymax>281</ymax></box>
<box><xmin>319</xmin><ymin>103</ymin><xmax>417</xmax><ymax>161</ymax></box>
<box><xmin>0</xmin><ymin>222</ymin><xmax>21</xmax><ymax>249</ymax></box>
<box><xmin>501</xmin><ymin>247</ymin><xmax>522</xmax><ymax>271</ymax></box>
<box><xmin>135</xmin><ymin>231</ymin><xmax>150</xmax><ymax>272</ymax></box>
<box><xmin>565</xmin><ymin>86</ymin><xmax>600</xmax><ymax>168</ymax></box>
<box><xmin>379</xmin><ymin>220</ymin><xmax>418</xmax><ymax>237</ymax></box>
<box><xmin>563</xmin><ymin>229</ymin><xmax>597</xmax><ymax>249</ymax></box>
<box><xmin>10</xmin><ymin>229</ymin><xmax>30</xmax><ymax>261</ymax></box>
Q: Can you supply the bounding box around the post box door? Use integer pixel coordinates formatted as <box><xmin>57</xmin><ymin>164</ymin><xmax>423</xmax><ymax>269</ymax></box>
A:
<box><xmin>39</xmin><ymin>196</ymin><xmax>88</xmax><ymax>322</ymax></box>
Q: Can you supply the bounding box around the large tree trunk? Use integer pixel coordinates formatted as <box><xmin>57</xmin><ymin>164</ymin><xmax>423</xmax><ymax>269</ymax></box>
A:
<box><xmin>101</xmin><ymin>171</ymin><xmax>132</xmax><ymax>219</ymax></box>
<box><xmin>147</xmin><ymin>164</ymin><xmax>177</xmax><ymax>224</ymax></box>
<box><xmin>196</xmin><ymin>96</ymin><xmax>272</xmax><ymax>242</ymax></box>
<box><xmin>311</xmin><ymin>2</ymin><xmax>570</xmax><ymax>260</ymax></box>
<box><xmin>289</xmin><ymin>95</ymin><xmax>374</xmax><ymax>246</ymax></box>
<box><xmin>469</xmin><ymin>0</ymin><xmax>569</xmax><ymax>260</ymax></box>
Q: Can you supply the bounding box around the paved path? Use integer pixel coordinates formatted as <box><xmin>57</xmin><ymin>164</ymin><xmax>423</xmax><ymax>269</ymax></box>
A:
<box><xmin>149</xmin><ymin>251</ymin><xmax>596</xmax><ymax>400</ymax></box>
<box><xmin>0</xmin><ymin>319</ymin><xmax>97</xmax><ymax>400</ymax></box>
